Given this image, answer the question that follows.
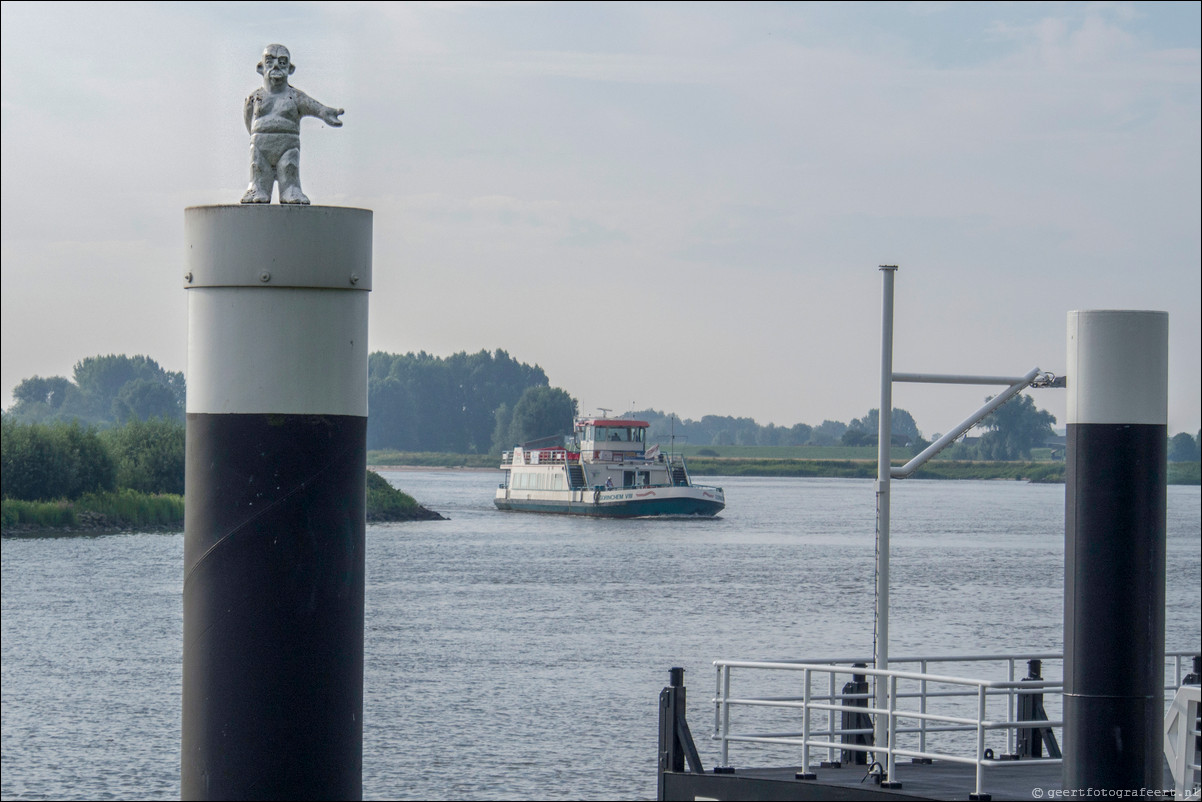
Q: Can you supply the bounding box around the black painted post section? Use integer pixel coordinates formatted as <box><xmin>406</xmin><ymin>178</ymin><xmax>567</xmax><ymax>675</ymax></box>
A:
<box><xmin>1063</xmin><ymin>310</ymin><xmax>1167</xmax><ymax>792</ymax></box>
<box><xmin>658</xmin><ymin>668</ymin><xmax>682</xmax><ymax>801</ymax></box>
<box><xmin>1017</xmin><ymin>659</ymin><xmax>1061</xmax><ymax>759</ymax></box>
<box><xmin>840</xmin><ymin>664</ymin><xmax>872</xmax><ymax>765</ymax></box>
<box><xmin>183</xmin><ymin>415</ymin><xmax>366</xmax><ymax>799</ymax></box>
<box><xmin>658</xmin><ymin>667</ymin><xmax>704</xmax><ymax>801</ymax></box>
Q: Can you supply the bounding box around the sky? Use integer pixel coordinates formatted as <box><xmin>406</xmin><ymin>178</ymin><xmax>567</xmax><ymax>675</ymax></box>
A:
<box><xmin>2</xmin><ymin>1</ymin><xmax>1199</xmax><ymax>438</ymax></box>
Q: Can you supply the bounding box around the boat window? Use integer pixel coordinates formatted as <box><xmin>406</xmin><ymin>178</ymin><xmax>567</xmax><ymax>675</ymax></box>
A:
<box><xmin>623</xmin><ymin>471</ymin><xmax>634</xmax><ymax>488</ymax></box>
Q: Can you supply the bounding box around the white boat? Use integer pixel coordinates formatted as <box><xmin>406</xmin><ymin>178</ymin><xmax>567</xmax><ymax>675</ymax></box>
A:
<box><xmin>494</xmin><ymin>417</ymin><xmax>725</xmax><ymax>517</ymax></box>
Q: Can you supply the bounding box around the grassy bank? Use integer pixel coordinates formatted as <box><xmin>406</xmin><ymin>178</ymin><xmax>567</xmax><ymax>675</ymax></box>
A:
<box><xmin>682</xmin><ymin>458</ymin><xmax>1063</xmax><ymax>481</ymax></box>
<box><xmin>685</xmin><ymin>458</ymin><xmax>1200</xmax><ymax>485</ymax></box>
<box><xmin>2</xmin><ymin>490</ymin><xmax>185</xmax><ymax>533</ymax></box>
<box><xmin>365</xmin><ymin>447</ymin><xmax>1200</xmax><ymax>485</ymax></box>
<box><xmin>366</xmin><ymin>470</ymin><xmax>445</xmax><ymax>521</ymax></box>
<box><xmin>368</xmin><ymin>450</ymin><xmax>496</xmax><ymax>468</ymax></box>
<box><xmin>2</xmin><ymin>471</ymin><xmax>444</xmax><ymax>535</ymax></box>
<box><xmin>674</xmin><ymin>444</ymin><xmax>915</xmax><ymax>460</ymax></box>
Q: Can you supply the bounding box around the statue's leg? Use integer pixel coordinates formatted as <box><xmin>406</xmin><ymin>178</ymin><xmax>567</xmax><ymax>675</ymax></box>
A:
<box><xmin>277</xmin><ymin>148</ymin><xmax>309</xmax><ymax>205</ymax></box>
<box><xmin>240</xmin><ymin>139</ymin><xmax>275</xmax><ymax>203</ymax></box>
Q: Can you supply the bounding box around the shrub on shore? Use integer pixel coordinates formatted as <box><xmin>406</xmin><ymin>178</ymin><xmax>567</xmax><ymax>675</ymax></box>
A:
<box><xmin>1</xmin><ymin>491</ymin><xmax>183</xmax><ymax>531</ymax></box>
<box><xmin>1</xmin><ymin>418</ymin><xmax>116</xmax><ymax>501</ymax></box>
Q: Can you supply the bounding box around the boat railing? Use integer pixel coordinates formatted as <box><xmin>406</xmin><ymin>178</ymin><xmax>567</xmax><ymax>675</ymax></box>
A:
<box><xmin>710</xmin><ymin>650</ymin><xmax>1198</xmax><ymax>799</ymax></box>
<box><xmin>500</xmin><ymin>449</ymin><xmax>577</xmax><ymax>466</ymax></box>
<box><xmin>664</xmin><ymin>453</ymin><xmax>692</xmax><ymax>487</ymax></box>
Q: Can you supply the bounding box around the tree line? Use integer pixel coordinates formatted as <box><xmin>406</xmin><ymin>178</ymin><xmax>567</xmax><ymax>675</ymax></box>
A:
<box><xmin>367</xmin><ymin>349</ymin><xmax>575</xmax><ymax>453</ymax></box>
<box><xmin>7</xmin><ymin>354</ymin><xmax>185</xmax><ymax>426</ymax></box>
<box><xmin>5</xmin><ymin>351</ymin><xmax>1199</xmax><ymax>464</ymax></box>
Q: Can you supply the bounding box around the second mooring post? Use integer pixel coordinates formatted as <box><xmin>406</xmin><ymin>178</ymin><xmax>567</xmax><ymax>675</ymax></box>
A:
<box><xmin>1063</xmin><ymin>309</ymin><xmax>1167</xmax><ymax>792</ymax></box>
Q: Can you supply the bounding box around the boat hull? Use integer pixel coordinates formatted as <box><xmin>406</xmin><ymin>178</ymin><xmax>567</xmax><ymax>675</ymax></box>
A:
<box><xmin>494</xmin><ymin>485</ymin><xmax>724</xmax><ymax>518</ymax></box>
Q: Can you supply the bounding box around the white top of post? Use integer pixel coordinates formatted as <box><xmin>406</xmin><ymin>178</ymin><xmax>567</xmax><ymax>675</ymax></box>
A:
<box><xmin>1067</xmin><ymin>310</ymin><xmax>1167</xmax><ymax>425</ymax></box>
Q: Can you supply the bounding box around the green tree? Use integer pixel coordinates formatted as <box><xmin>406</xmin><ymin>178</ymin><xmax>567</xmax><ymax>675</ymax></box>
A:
<box><xmin>7</xmin><ymin>355</ymin><xmax>184</xmax><ymax>425</ymax></box>
<box><xmin>11</xmin><ymin>375</ymin><xmax>77</xmax><ymax>410</ymax></box>
<box><xmin>1</xmin><ymin>419</ymin><xmax>116</xmax><ymax>500</ymax></box>
<box><xmin>975</xmin><ymin>394</ymin><xmax>1056</xmax><ymax>460</ymax></box>
<box><xmin>788</xmin><ymin>423</ymin><xmax>813</xmax><ymax>446</ymax></box>
<box><xmin>1167</xmin><ymin>432</ymin><xmax>1200</xmax><ymax>462</ymax></box>
<box><xmin>114</xmin><ymin>379</ymin><xmax>182</xmax><ymax>423</ymax></box>
<box><xmin>503</xmin><ymin>386</ymin><xmax>577</xmax><ymax>448</ymax></box>
<box><xmin>8</xmin><ymin>375</ymin><xmax>82</xmax><ymax>423</ymax></box>
<box><xmin>810</xmin><ymin>420</ymin><xmax>848</xmax><ymax>446</ymax></box>
<box><xmin>846</xmin><ymin>408</ymin><xmax>923</xmax><ymax>445</ymax></box>
<box><xmin>73</xmin><ymin>354</ymin><xmax>185</xmax><ymax>421</ymax></box>
<box><xmin>841</xmin><ymin>428</ymin><xmax>872</xmax><ymax>447</ymax></box>
<box><xmin>100</xmin><ymin>418</ymin><xmax>186</xmax><ymax>494</ymax></box>
<box><xmin>490</xmin><ymin>402</ymin><xmax>513</xmax><ymax>454</ymax></box>
<box><xmin>368</xmin><ymin>349</ymin><xmax>549</xmax><ymax>452</ymax></box>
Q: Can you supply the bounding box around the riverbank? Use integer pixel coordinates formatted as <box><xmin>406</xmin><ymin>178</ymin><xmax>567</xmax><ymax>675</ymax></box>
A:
<box><xmin>684</xmin><ymin>457</ymin><xmax>1067</xmax><ymax>481</ymax></box>
<box><xmin>685</xmin><ymin>458</ymin><xmax>1199</xmax><ymax>484</ymax></box>
<box><xmin>1</xmin><ymin>471</ymin><xmax>444</xmax><ymax>536</ymax></box>
<box><xmin>367</xmin><ymin>451</ymin><xmax>1201</xmax><ymax>485</ymax></box>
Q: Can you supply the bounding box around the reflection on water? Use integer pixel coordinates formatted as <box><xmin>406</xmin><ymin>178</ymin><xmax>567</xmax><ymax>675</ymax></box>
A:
<box><xmin>2</xmin><ymin>474</ymin><xmax>1199</xmax><ymax>800</ymax></box>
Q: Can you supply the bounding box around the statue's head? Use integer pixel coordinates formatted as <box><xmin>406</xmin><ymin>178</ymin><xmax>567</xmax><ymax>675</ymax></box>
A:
<box><xmin>257</xmin><ymin>44</ymin><xmax>295</xmax><ymax>87</ymax></box>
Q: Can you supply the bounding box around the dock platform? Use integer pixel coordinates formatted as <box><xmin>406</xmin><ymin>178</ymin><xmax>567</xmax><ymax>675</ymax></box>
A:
<box><xmin>663</xmin><ymin>759</ymin><xmax>1170</xmax><ymax>801</ymax></box>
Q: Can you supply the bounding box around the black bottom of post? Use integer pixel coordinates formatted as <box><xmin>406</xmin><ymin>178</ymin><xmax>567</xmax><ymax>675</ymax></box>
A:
<box><xmin>182</xmin><ymin>413</ymin><xmax>366</xmax><ymax>800</ymax></box>
<box><xmin>1064</xmin><ymin>422</ymin><xmax>1165</xmax><ymax>791</ymax></box>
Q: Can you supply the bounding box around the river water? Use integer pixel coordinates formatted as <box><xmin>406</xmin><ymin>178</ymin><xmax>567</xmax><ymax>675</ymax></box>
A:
<box><xmin>2</xmin><ymin>473</ymin><xmax>1199</xmax><ymax>800</ymax></box>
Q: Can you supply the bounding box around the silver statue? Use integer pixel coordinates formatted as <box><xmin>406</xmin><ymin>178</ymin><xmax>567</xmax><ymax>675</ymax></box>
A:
<box><xmin>241</xmin><ymin>44</ymin><xmax>344</xmax><ymax>205</ymax></box>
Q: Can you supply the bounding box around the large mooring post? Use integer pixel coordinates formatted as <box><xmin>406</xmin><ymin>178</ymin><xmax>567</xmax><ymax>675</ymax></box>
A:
<box><xmin>1063</xmin><ymin>309</ymin><xmax>1167</xmax><ymax>792</ymax></box>
<box><xmin>181</xmin><ymin>204</ymin><xmax>372</xmax><ymax>800</ymax></box>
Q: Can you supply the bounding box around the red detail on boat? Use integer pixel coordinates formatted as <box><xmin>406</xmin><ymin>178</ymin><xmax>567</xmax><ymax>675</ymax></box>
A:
<box><xmin>577</xmin><ymin>419</ymin><xmax>650</xmax><ymax>428</ymax></box>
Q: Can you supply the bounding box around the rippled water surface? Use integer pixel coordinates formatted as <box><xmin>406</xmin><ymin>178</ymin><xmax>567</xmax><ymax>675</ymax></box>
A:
<box><xmin>3</xmin><ymin>474</ymin><xmax>1199</xmax><ymax>800</ymax></box>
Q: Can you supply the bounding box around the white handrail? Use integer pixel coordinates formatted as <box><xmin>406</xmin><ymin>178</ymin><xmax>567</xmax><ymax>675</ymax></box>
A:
<box><xmin>711</xmin><ymin>650</ymin><xmax>1197</xmax><ymax>798</ymax></box>
<box><xmin>1165</xmin><ymin>684</ymin><xmax>1201</xmax><ymax>800</ymax></box>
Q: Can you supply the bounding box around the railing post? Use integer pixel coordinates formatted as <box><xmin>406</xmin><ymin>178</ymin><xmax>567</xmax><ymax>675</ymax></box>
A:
<box><xmin>1007</xmin><ymin>657</ymin><xmax>1016</xmax><ymax>756</ymax></box>
<box><xmin>880</xmin><ymin>674</ymin><xmax>901</xmax><ymax>789</ymax></box>
<box><xmin>970</xmin><ymin>685</ymin><xmax>989</xmax><ymax>801</ymax></box>
<box><xmin>826</xmin><ymin>671</ymin><xmax>837</xmax><ymax>765</ymax></box>
<box><xmin>796</xmin><ymin>669</ymin><xmax>817</xmax><ymax>779</ymax></box>
<box><xmin>719</xmin><ymin>666</ymin><xmax>731</xmax><ymax>768</ymax></box>
<box><xmin>712</xmin><ymin>665</ymin><xmax>721</xmax><ymax>755</ymax></box>
<box><xmin>919</xmin><ymin>660</ymin><xmax>929</xmax><ymax>756</ymax></box>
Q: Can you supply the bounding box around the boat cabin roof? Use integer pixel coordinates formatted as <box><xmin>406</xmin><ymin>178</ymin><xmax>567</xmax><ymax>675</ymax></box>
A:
<box><xmin>576</xmin><ymin>418</ymin><xmax>649</xmax><ymax>429</ymax></box>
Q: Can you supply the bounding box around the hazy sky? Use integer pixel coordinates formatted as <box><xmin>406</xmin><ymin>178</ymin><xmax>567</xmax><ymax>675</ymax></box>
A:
<box><xmin>3</xmin><ymin>1</ymin><xmax>1199</xmax><ymax>437</ymax></box>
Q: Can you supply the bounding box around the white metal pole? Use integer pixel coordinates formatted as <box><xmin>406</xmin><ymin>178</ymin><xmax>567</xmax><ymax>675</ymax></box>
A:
<box><xmin>875</xmin><ymin>265</ymin><xmax>897</xmax><ymax>765</ymax></box>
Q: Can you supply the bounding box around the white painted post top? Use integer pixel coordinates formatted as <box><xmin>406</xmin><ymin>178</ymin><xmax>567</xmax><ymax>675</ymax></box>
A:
<box><xmin>1067</xmin><ymin>310</ymin><xmax>1167</xmax><ymax>425</ymax></box>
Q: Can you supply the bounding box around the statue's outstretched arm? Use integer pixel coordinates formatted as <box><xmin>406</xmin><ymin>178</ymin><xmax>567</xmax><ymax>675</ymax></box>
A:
<box><xmin>296</xmin><ymin>89</ymin><xmax>344</xmax><ymax>127</ymax></box>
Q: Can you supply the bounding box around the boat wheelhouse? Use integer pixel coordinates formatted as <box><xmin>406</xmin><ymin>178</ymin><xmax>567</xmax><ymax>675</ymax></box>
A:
<box><xmin>494</xmin><ymin>417</ymin><xmax>724</xmax><ymax>517</ymax></box>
